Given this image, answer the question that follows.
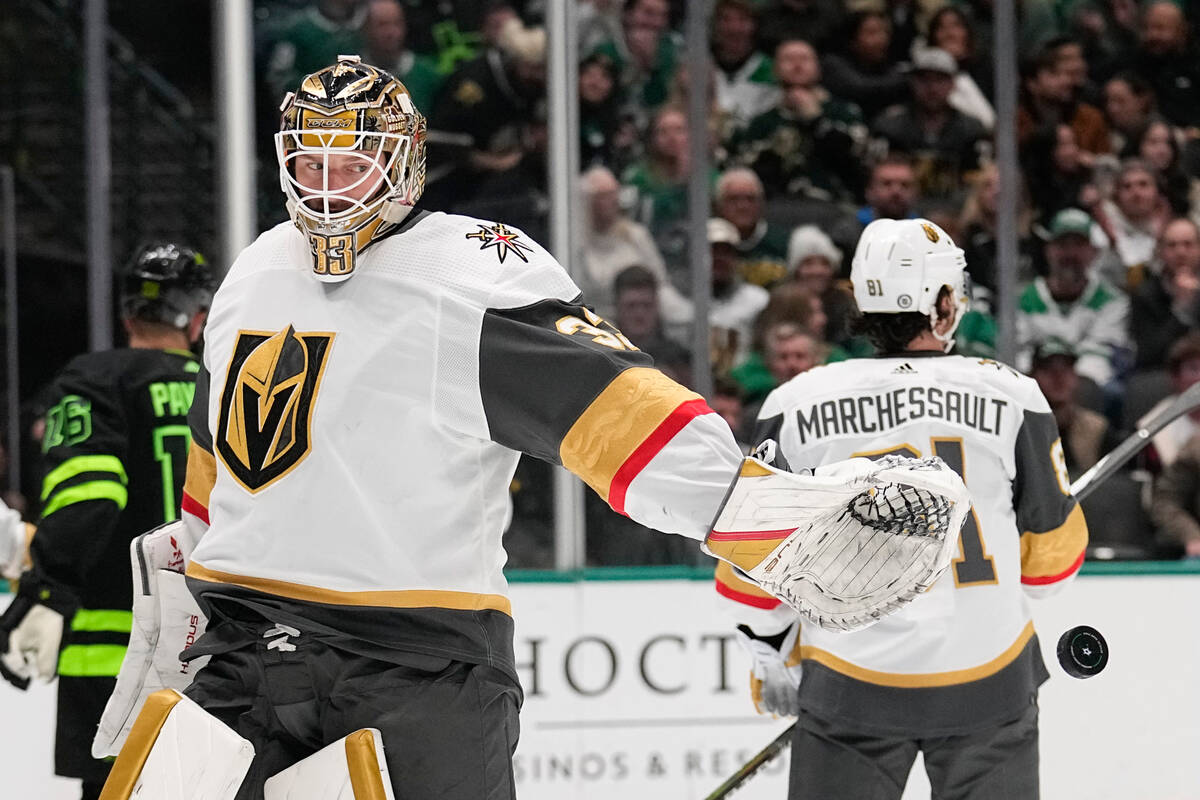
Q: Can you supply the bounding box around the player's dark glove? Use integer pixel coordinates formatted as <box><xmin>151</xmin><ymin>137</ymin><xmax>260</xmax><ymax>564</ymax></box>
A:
<box><xmin>0</xmin><ymin>575</ymin><xmax>75</xmax><ymax>690</ymax></box>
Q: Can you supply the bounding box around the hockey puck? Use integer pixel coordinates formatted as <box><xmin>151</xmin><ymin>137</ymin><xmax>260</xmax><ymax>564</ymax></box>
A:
<box><xmin>1056</xmin><ymin>625</ymin><xmax>1108</xmax><ymax>678</ymax></box>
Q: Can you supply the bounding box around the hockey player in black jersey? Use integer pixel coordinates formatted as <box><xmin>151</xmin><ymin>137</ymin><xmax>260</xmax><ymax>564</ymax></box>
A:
<box><xmin>0</xmin><ymin>243</ymin><xmax>211</xmax><ymax>799</ymax></box>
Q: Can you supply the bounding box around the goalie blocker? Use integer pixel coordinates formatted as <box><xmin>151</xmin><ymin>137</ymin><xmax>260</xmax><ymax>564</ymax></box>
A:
<box><xmin>98</xmin><ymin>690</ymin><xmax>395</xmax><ymax>800</ymax></box>
<box><xmin>704</xmin><ymin>455</ymin><xmax>971</xmax><ymax>631</ymax></box>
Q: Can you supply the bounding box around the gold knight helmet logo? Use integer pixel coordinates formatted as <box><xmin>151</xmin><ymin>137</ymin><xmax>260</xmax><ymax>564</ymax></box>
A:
<box><xmin>216</xmin><ymin>326</ymin><xmax>334</xmax><ymax>492</ymax></box>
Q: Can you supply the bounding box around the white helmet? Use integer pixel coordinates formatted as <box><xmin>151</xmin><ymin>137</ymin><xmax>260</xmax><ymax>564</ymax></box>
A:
<box><xmin>850</xmin><ymin>218</ymin><xmax>969</xmax><ymax>350</ymax></box>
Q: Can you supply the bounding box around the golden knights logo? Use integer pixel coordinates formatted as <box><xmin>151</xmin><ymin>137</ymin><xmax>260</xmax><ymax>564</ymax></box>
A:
<box><xmin>465</xmin><ymin>222</ymin><xmax>534</xmax><ymax>263</ymax></box>
<box><xmin>216</xmin><ymin>326</ymin><xmax>334</xmax><ymax>493</ymax></box>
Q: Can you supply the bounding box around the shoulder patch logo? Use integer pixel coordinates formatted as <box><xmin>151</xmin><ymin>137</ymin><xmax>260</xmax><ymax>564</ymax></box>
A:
<box><xmin>466</xmin><ymin>222</ymin><xmax>534</xmax><ymax>264</ymax></box>
<box><xmin>216</xmin><ymin>326</ymin><xmax>335</xmax><ymax>493</ymax></box>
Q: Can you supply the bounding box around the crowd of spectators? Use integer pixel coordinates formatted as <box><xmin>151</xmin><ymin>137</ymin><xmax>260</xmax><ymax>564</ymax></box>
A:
<box><xmin>243</xmin><ymin>0</ymin><xmax>1200</xmax><ymax>565</ymax></box>
<box><xmin>115</xmin><ymin>0</ymin><xmax>1200</xmax><ymax>565</ymax></box>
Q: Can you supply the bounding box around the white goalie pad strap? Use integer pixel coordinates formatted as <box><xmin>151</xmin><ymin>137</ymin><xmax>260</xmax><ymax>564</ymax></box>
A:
<box><xmin>705</xmin><ymin>456</ymin><xmax>970</xmax><ymax>632</ymax></box>
<box><xmin>265</xmin><ymin>728</ymin><xmax>396</xmax><ymax>800</ymax></box>
<box><xmin>94</xmin><ymin>524</ymin><xmax>209</xmax><ymax>758</ymax></box>
<box><xmin>98</xmin><ymin>689</ymin><xmax>254</xmax><ymax>800</ymax></box>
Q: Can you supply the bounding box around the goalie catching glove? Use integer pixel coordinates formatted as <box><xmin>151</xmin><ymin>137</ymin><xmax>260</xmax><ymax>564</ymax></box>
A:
<box><xmin>704</xmin><ymin>455</ymin><xmax>970</xmax><ymax>631</ymax></box>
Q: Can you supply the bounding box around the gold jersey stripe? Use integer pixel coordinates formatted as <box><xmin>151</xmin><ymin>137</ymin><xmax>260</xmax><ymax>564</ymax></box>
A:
<box><xmin>187</xmin><ymin>560</ymin><xmax>513</xmax><ymax>616</ymax></box>
<box><xmin>714</xmin><ymin>561</ymin><xmax>776</xmax><ymax>601</ymax></box>
<box><xmin>800</xmin><ymin>621</ymin><xmax>1036</xmax><ymax>688</ymax></box>
<box><xmin>559</xmin><ymin>367</ymin><xmax>703</xmax><ymax>503</ymax></box>
<box><xmin>183</xmin><ymin>445</ymin><xmax>217</xmax><ymax>509</ymax></box>
<box><xmin>346</xmin><ymin>729</ymin><xmax>390</xmax><ymax>800</ymax></box>
<box><xmin>98</xmin><ymin>689</ymin><xmax>183</xmax><ymax>800</ymax></box>
<box><xmin>1020</xmin><ymin>504</ymin><xmax>1088</xmax><ymax>580</ymax></box>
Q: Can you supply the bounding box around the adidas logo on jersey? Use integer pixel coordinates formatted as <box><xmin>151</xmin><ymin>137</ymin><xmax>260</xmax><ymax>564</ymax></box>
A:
<box><xmin>892</xmin><ymin>363</ymin><xmax>917</xmax><ymax>374</ymax></box>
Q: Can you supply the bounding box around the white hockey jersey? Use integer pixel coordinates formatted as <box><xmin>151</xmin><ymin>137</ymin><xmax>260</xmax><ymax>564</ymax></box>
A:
<box><xmin>180</xmin><ymin>211</ymin><xmax>743</xmax><ymax>677</ymax></box>
<box><xmin>716</xmin><ymin>353</ymin><xmax>1088</xmax><ymax>735</ymax></box>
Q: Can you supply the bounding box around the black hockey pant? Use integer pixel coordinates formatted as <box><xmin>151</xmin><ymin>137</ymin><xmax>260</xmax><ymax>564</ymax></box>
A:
<box><xmin>183</xmin><ymin>620</ymin><xmax>521</xmax><ymax>800</ymax></box>
<box><xmin>788</xmin><ymin>704</ymin><xmax>1040</xmax><ymax>800</ymax></box>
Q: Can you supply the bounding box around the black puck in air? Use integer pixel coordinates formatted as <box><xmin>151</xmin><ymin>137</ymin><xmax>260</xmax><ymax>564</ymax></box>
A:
<box><xmin>1056</xmin><ymin>625</ymin><xmax>1108</xmax><ymax>679</ymax></box>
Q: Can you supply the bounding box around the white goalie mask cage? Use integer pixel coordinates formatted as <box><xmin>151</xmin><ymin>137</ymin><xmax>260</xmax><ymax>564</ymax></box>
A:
<box><xmin>275</xmin><ymin>55</ymin><xmax>426</xmax><ymax>282</ymax></box>
<box><xmin>850</xmin><ymin>218</ymin><xmax>970</xmax><ymax>351</ymax></box>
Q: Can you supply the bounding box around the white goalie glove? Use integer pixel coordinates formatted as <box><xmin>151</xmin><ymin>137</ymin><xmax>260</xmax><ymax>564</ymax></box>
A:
<box><xmin>705</xmin><ymin>455</ymin><xmax>970</xmax><ymax>632</ymax></box>
<box><xmin>92</xmin><ymin>520</ymin><xmax>209</xmax><ymax>758</ymax></box>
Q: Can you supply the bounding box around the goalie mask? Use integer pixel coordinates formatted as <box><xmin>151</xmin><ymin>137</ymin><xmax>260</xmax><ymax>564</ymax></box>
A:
<box><xmin>121</xmin><ymin>243</ymin><xmax>213</xmax><ymax>330</ymax></box>
<box><xmin>850</xmin><ymin>218</ymin><xmax>969</xmax><ymax>351</ymax></box>
<box><xmin>276</xmin><ymin>55</ymin><xmax>426</xmax><ymax>282</ymax></box>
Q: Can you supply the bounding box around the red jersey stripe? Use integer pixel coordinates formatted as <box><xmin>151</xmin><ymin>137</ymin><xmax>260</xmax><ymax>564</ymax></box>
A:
<box><xmin>608</xmin><ymin>398</ymin><xmax>713</xmax><ymax>514</ymax></box>
<box><xmin>716</xmin><ymin>577</ymin><xmax>782</xmax><ymax>609</ymax></box>
<box><xmin>181</xmin><ymin>492</ymin><xmax>209</xmax><ymax>525</ymax></box>
<box><xmin>1021</xmin><ymin>549</ymin><xmax>1085</xmax><ymax>585</ymax></box>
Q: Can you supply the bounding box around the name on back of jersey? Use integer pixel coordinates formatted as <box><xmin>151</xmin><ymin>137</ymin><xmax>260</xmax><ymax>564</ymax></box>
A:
<box><xmin>795</xmin><ymin>385</ymin><xmax>1009</xmax><ymax>445</ymax></box>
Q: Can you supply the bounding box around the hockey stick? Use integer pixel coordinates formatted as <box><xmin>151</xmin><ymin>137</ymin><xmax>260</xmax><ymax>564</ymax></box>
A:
<box><xmin>702</xmin><ymin>723</ymin><xmax>793</xmax><ymax>800</ymax></box>
<box><xmin>703</xmin><ymin>379</ymin><xmax>1200</xmax><ymax>799</ymax></box>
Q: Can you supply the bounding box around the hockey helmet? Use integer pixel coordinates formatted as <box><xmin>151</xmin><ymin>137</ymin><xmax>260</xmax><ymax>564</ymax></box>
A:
<box><xmin>276</xmin><ymin>55</ymin><xmax>426</xmax><ymax>282</ymax></box>
<box><xmin>850</xmin><ymin>218</ymin><xmax>969</xmax><ymax>350</ymax></box>
<box><xmin>121</xmin><ymin>243</ymin><xmax>213</xmax><ymax>330</ymax></box>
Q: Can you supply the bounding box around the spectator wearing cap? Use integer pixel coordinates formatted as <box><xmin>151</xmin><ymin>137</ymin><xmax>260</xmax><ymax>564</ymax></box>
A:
<box><xmin>728</xmin><ymin>38</ymin><xmax>866</xmax><ymax>203</ymax></box>
<box><xmin>714</xmin><ymin>168</ymin><xmax>790</xmax><ymax>288</ymax></box>
<box><xmin>709</xmin><ymin>217</ymin><xmax>770</xmax><ymax>369</ymax></box>
<box><xmin>871</xmin><ymin>47</ymin><xmax>988</xmax><ymax>202</ymax></box>
<box><xmin>580</xmin><ymin>166</ymin><xmax>693</xmax><ymax>326</ymax></box>
<box><xmin>1029</xmin><ymin>339</ymin><xmax>1118</xmax><ymax>476</ymax></box>
<box><xmin>1017</xmin><ymin>208</ymin><xmax>1129</xmax><ymax>387</ymax></box>
<box><xmin>786</xmin><ymin>225</ymin><xmax>862</xmax><ymax>352</ymax></box>
<box><xmin>711</xmin><ymin>0</ymin><xmax>778</xmax><ymax>133</ymax></box>
<box><xmin>361</xmin><ymin>0</ymin><xmax>443</xmax><ymax>111</ymax></box>
<box><xmin>1131</xmin><ymin>218</ymin><xmax>1200</xmax><ymax>370</ymax></box>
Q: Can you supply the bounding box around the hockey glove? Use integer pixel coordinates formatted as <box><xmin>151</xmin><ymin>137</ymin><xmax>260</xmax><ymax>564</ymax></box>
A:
<box><xmin>704</xmin><ymin>456</ymin><xmax>969</xmax><ymax>631</ymax></box>
<box><xmin>0</xmin><ymin>575</ymin><xmax>73</xmax><ymax>690</ymax></box>
<box><xmin>735</xmin><ymin>622</ymin><xmax>801</xmax><ymax>717</ymax></box>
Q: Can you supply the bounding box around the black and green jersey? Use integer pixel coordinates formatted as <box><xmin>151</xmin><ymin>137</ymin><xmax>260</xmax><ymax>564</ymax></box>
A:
<box><xmin>31</xmin><ymin>347</ymin><xmax>199</xmax><ymax>680</ymax></box>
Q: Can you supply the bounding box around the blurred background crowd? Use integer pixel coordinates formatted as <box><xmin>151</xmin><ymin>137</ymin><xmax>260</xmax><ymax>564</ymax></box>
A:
<box><xmin>7</xmin><ymin>0</ymin><xmax>1200</xmax><ymax>568</ymax></box>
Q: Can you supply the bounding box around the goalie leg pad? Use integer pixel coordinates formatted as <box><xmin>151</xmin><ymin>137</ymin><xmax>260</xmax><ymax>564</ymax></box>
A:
<box><xmin>98</xmin><ymin>689</ymin><xmax>255</xmax><ymax>800</ymax></box>
<box><xmin>264</xmin><ymin>728</ymin><xmax>396</xmax><ymax>800</ymax></box>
